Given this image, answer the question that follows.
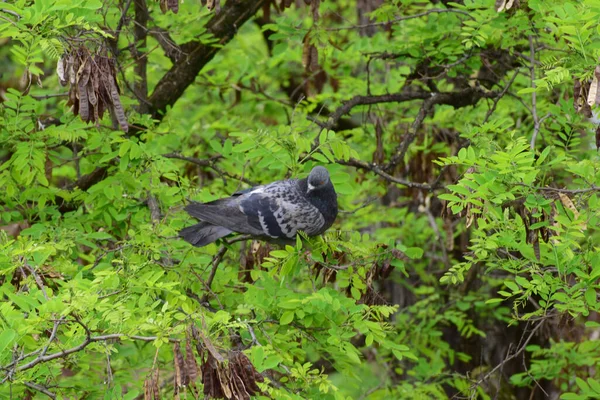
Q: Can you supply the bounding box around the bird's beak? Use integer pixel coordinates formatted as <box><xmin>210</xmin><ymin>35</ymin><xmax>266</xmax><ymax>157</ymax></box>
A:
<box><xmin>307</xmin><ymin>183</ymin><xmax>315</xmax><ymax>193</ymax></box>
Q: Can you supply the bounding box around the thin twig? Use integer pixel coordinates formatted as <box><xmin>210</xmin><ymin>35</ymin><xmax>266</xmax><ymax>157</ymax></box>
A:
<box><xmin>3</xmin><ymin>331</ymin><xmax>178</xmax><ymax>375</ymax></box>
<box><xmin>20</xmin><ymin>260</ymin><xmax>49</xmax><ymax>300</ymax></box>
<box><xmin>203</xmin><ymin>246</ymin><xmax>228</xmax><ymax>296</ymax></box>
<box><xmin>23</xmin><ymin>381</ymin><xmax>56</xmax><ymax>399</ymax></box>
<box><xmin>337</xmin><ymin>158</ymin><xmax>442</xmax><ymax>190</ymax></box>
<box><xmin>147</xmin><ymin>191</ymin><xmax>161</xmax><ymax>224</ymax></box>
<box><xmin>40</xmin><ymin>317</ymin><xmax>66</xmax><ymax>358</ymax></box>
<box><xmin>30</xmin><ymin>93</ymin><xmax>69</xmax><ymax>100</ymax></box>
<box><xmin>163</xmin><ymin>153</ymin><xmax>256</xmax><ymax>185</ymax></box>
<box><xmin>163</xmin><ymin>153</ymin><xmax>220</xmax><ymax>166</ymax></box>
<box><xmin>386</xmin><ymin>97</ymin><xmax>434</xmax><ymax>170</ymax></box>
<box><xmin>468</xmin><ymin>321</ymin><xmax>543</xmax><ymax>394</ymax></box>
<box><xmin>483</xmin><ymin>68</ymin><xmax>520</xmax><ymax>124</ymax></box>
<box><xmin>197</xmin><ymin>234</ymin><xmax>253</xmax><ymax>303</ymax></box>
<box><xmin>528</xmin><ymin>35</ymin><xmax>540</xmax><ymax>150</ymax></box>
<box><xmin>516</xmin><ymin>183</ymin><xmax>600</xmax><ymax>194</ymax></box>
<box><xmin>325</xmin><ymin>8</ymin><xmax>471</xmax><ymax>32</ymax></box>
<box><xmin>339</xmin><ymin>196</ymin><xmax>380</xmax><ymax>214</ymax></box>
<box><xmin>115</xmin><ymin>0</ymin><xmax>134</xmax><ymax>37</ymax></box>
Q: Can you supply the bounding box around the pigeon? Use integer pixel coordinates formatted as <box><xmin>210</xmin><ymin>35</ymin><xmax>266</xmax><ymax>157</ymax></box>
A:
<box><xmin>179</xmin><ymin>166</ymin><xmax>338</xmax><ymax>247</ymax></box>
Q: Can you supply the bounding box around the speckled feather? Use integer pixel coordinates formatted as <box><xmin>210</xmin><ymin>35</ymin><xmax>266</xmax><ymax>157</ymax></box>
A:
<box><xmin>179</xmin><ymin>166</ymin><xmax>338</xmax><ymax>247</ymax></box>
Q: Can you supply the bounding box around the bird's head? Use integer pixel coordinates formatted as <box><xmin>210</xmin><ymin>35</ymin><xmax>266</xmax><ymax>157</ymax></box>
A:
<box><xmin>307</xmin><ymin>166</ymin><xmax>331</xmax><ymax>194</ymax></box>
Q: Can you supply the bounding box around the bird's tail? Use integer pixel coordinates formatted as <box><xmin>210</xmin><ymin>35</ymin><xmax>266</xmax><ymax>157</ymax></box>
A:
<box><xmin>179</xmin><ymin>222</ymin><xmax>232</xmax><ymax>247</ymax></box>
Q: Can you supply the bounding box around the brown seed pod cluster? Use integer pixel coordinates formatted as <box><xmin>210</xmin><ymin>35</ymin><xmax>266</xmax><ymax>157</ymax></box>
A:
<box><xmin>573</xmin><ymin>70</ymin><xmax>600</xmax><ymax>149</ymax></box>
<box><xmin>190</xmin><ymin>326</ymin><xmax>264</xmax><ymax>400</ymax></box>
<box><xmin>143</xmin><ymin>368</ymin><xmax>161</xmax><ymax>399</ymax></box>
<box><xmin>158</xmin><ymin>0</ymin><xmax>179</xmax><ymax>14</ymax></box>
<box><xmin>240</xmin><ymin>241</ymin><xmax>272</xmax><ymax>282</ymax></box>
<box><xmin>200</xmin><ymin>351</ymin><xmax>264</xmax><ymax>400</ymax></box>
<box><xmin>57</xmin><ymin>47</ymin><xmax>128</xmax><ymax>132</ymax></box>
<box><xmin>172</xmin><ymin>339</ymin><xmax>202</xmax><ymax>399</ymax></box>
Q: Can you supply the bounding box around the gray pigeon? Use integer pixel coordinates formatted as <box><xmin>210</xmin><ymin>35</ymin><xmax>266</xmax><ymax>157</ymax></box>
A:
<box><xmin>179</xmin><ymin>166</ymin><xmax>338</xmax><ymax>247</ymax></box>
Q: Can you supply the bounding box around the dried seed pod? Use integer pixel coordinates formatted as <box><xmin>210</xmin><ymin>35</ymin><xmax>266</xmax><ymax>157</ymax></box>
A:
<box><xmin>68</xmin><ymin>55</ymin><xmax>76</xmax><ymax>85</ymax></box>
<box><xmin>108</xmin><ymin>76</ymin><xmax>128</xmax><ymax>132</ymax></box>
<box><xmin>216</xmin><ymin>366</ymin><xmax>232</xmax><ymax>398</ymax></box>
<box><xmin>207</xmin><ymin>0</ymin><xmax>220</xmax><ymax>12</ymax></box>
<box><xmin>168</xmin><ymin>0</ymin><xmax>178</xmax><ymax>13</ymax></box>
<box><xmin>230</xmin><ymin>371</ymin><xmax>250</xmax><ymax>400</ymax></box>
<box><xmin>78</xmin><ymin>79</ymin><xmax>89</xmax><ymax>122</ymax></box>
<box><xmin>152</xmin><ymin>368</ymin><xmax>160</xmax><ymax>399</ymax></box>
<box><xmin>311</xmin><ymin>0</ymin><xmax>320</xmax><ymax>22</ymax></box>
<box><xmin>77</xmin><ymin>58</ymin><xmax>91</xmax><ymax>87</ymax></box>
<box><xmin>173</xmin><ymin>342</ymin><xmax>185</xmax><ymax>387</ymax></box>
<box><xmin>233</xmin><ymin>352</ymin><xmax>262</xmax><ymax>393</ymax></box>
<box><xmin>588</xmin><ymin>75</ymin><xmax>599</xmax><ymax>106</ymax></box>
<box><xmin>87</xmin><ymin>79</ymin><xmax>97</xmax><ymax>107</ymax></box>
<box><xmin>558</xmin><ymin>192</ymin><xmax>579</xmax><ymax>219</ymax></box>
<box><xmin>56</xmin><ymin>57</ymin><xmax>67</xmax><ymax>86</ymax></box>
<box><xmin>185</xmin><ymin>336</ymin><xmax>199</xmax><ymax>383</ymax></box>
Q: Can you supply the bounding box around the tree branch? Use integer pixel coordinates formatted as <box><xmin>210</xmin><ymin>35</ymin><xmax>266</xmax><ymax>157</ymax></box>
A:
<box><xmin>133</xmin><ymin>0</ymin><xmax>150</xmax><ymax>114</ymax></box>
<box><xmin>149</xmin><ymin>28</ymin><xmax>184</xmax><ymax>63</ymax></box>
<box><xmin>337</xmin><ymin>158</ymin><xmax>443</xmax><ymax>190</ymax></box>
<box><xmin>385</xmin><ymin>97</ymin><xmax>434</xmax><ymax>171</ymax></box>
<box><xmin>468</xmin><ymin>320</ymin><xmax>544</xmax><ymax>395</ymax></box>
<box><xmin>148</xmin><ymin>0</ymin><xmax>268</xmax><ymax>119</ymax></box>
<box><xmin>57</xmin><ymin>165</ymin><xmax>111</xmax><ymax>213</ymax></box>
<box><xmin>483</xmin><ymin>68</ymin><xmax>520</xmax><ymax>124</ymax></box>
<box><xmin>528</xmin><ymin>35</ymin><xmax>540</xmax><ymax>150</ymax></box>
<box><xmin>3</xmin><ymin>331</ymin><xmax>178</xmax><ymax>376</ymax></box>
<box><xmin>318</xmin><ymin>87</ymin><xmax>496</xmax><ymax>134</ymax></box>
<box><xmin>163</xmin><ymin>153</ymin><xmax>256</xmax><ymax>185</ymax></box>
<box><xmin>325</xmin><ymin>8</ymin><xmax>471</xmax><ymax>32</ymax></box>
<box><xmin>321</xmin><ymin>92</ymin><xmax>431</xmax><ymax>130</ymax></box>
<box><xmin>24</xmin><ymin>381</ymin><xmax>56</xmax><ymax>399</ymax></box>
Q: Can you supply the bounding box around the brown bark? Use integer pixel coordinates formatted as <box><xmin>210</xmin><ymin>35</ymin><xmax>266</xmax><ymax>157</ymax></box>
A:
<box><xmin>148</xmin><ymin>0</ymin><xmax>268</xmax><ymax>119</ymax></box>
<box><xmin>133</xmin><ymin>0</ymin><xmax>150</xmax><ymax>114</ymax></box>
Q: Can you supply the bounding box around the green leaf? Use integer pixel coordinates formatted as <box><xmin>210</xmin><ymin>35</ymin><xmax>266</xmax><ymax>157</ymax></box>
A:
<box><xmin>585</xmin><ymin>288</ymin><xmax>597</xmax><ymax>307</ymax></box>
<box><xmin>0</xmin><ymin>329</ymin><xmax>17</xmax><ymax>355</ymax></box>
<box><xmin>270</xmin><ymin>250</ymin><xmax>289</xmax><ymax>259</ymax></box>
<box><xmin>280</xmin><ymin>311</ymin><xmax>294</xmax><ymax>325</ymax></box>
<box><xmin>405</xmin><ymin>247</ymin><xmax>423</xmax><ymax>259</ymax></box>
<box><xmin>576</xmin><ymin>377</ymin><xmax>590</xmax><ymax>392</ymax></box>
<box><xmin>588</xmin><ymin>378</ymin><xmax>600</xmax><ymax>394</ymax></box>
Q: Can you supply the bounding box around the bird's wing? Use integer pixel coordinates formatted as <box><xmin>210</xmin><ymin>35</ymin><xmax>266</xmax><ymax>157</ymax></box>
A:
<box><xmin>239</xmin><ymin>182</ymin><xmax>325</xmax><ymax>238</ymax></box>
<box><xmin>183</xmin><ymin>201</ymin><xmax>265</xmax><ymax>236</ymax></box>
<box><xmin>231</xmin><ymin>185</ymin><xmax>264</xmax><ymax>196</ymax></box>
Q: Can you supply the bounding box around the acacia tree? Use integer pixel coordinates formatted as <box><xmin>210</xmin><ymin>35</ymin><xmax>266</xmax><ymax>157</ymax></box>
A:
<box><xmin>1</xmin><ymin>0</ymin><xmax>600</xmax><ymax>398</ymax></box>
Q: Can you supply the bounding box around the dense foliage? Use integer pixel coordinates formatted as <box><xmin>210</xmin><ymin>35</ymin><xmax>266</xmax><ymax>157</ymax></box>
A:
<box><xmin>2</xmin><ymin>0</ymin><xmax>600</xmax><ymax>398</ymax></box>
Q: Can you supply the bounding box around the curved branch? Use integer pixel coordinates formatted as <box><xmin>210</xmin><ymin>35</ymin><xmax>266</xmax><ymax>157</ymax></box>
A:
<box><xmin>325</xmin><ymin>8</ymin><xmax>471</xmax><ymax>32</ymax></box>
<box><xmin>318</xmin><ymin>87</ymin><xmax>496</xmax><ymax>133</ymax></box>
<box><xmin>2</xmin><ymin>332</ymin><xmax>178</xmax><ymax>376</ymax></box>
<box><xmin>24</xmin><ymin>381</ymin><xmax>56</xmax><ymax>399</ymax></box>
<box><xmin>337</xmin><ymin>158</ymin><xmax>443</xmax><ymax>190</ymax></box>
<box><xmin>148</xmin><ymin>0</ymin><xmax>268</xmax><ymax>119</ymax></box>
